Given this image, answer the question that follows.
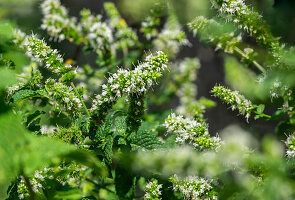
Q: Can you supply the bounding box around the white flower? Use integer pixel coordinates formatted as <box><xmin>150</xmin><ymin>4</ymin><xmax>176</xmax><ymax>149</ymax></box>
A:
<box><xmin>64</xmin><ymin>97</ymin><xmax>70</xmax><ymax>103</ymax></box>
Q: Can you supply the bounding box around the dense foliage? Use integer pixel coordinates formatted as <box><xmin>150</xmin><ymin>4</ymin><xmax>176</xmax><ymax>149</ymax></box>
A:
<box><xmin>1</xmin><ymin>0</ymin><xmax>295</xmax><ymax>199</ymax></box>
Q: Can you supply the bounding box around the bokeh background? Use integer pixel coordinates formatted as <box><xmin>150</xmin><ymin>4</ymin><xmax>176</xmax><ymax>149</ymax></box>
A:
<box><xmin>2</xmin><ymin>0</ymin><xmax>295</xmax><ymax>137</ymax></box>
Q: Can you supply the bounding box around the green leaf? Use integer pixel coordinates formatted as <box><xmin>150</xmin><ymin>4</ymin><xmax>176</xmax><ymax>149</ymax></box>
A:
<box><xmin>113</xmin><ymin>116</ymin><xmax>127</xmax><ymax>136</ymax></box>
<box><xmin>0</xmin><ymin>112</ymin><xmax>106</xmax><ymax>198</ymax></box>
<box><xmin>54</xmin><ymin>188</ymin><xmax>83</xmax><ymax>199</ymax></box>
<box><xmin>256</xmin><ymin>104</ymin><xmax>265</xmax><ymax>114</ymax></box>
<box><xmin>130</xmin><ymin>122</ymin><xmax>163</xmax><ymax>151</ymax></box>
<box><xmin>104</xmin><ymin>135</ymin><xmax>113</xmax><ymax>165</ymax></box>
<box><xmin>163</xmin><ymin>135</ymin><xmax>179</xmax><ymax>149</ymax></box>
<box><xmin>25</xmin><ymin>110</ymin><xmax>46</xmax><ymax>131</ymax></box>
<box><xmin>0</xmin><ymin>68</ymin><xmax>16</xmax><ymax>88</ymax></box>
<box><xmin>10</xmin><ymin>89</ymin><xmax>47</xmax><ymax>103</ymax></box>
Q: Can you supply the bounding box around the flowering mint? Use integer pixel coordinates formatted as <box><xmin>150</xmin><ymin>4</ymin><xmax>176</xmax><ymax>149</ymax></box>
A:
<box><xmin>144</xmin><ymin>179</ymin><xmax>162</xmax><ymax>200</ymax></box>
<box><xmin>104</xmin><ymin>2</ymin><xmax>138</xmax><ymax>50</ymax></box>
<box><xmin>174</xmin><ymin>58</ymin><xmax>201</xmax><ymax>117</ymax></box>
<box><xmin>90</xmin><ymin>51</ymin><xmax>168</xmax><ymax>127</ymax></box>
<box><xmin>45</xmin><ymin>79</ymin><xmax>82</xmax><ymax>116</ymax></box>
<box><xmin>17</xmin><ymin>164</ymin><xmax>89</xmax><ymax>199</ymax></box>
<box><xmin>91</xmin><ymin>51</ymin><xmax>167</xmax><ymax>107</ymax></box>
<box><xmin>188</xmin><ymin>16</ymin><xmax>265</xmax><ymax>73</ymax></box>
<box><xmin>13</xmin><ymin>30</ymin><xmax>75</xmax><ymax>82</ymax></box>
<box><xmin>41</xmin><ymin>0</ymin><xmax>83</xmax><ymax>43</ymax></box>
<box><xmin>170</xmin><ymin>175</ymin><xmax>218</xmax><ymax>200</ymax></box>
<box><xmin>80</xmin><ymin>9</ymin><xmax>113</xmax><ymax>52</ymax></box>
<box><xmin>285</xmin><ymin>134</ymin><xmax>295</xmax><ymax>158</ymax></box>
<box><xmin>164</xmin><ymin>113</ymin><xmax>221</xmax><ymax>151</ymax></box>
<box><xmin>210</xmin><ymin>0</ymin><xmax>284</xmax><ymax>68</ymax></box>
<box><xmin>153</xmin><ymin>12</ymin><xmax>188</xmax><ymax>58</ymax></box>
<box><xmin>211</xmin><ymin>85</ymin><xmax>255</xmax><ymax>120</ymax></box>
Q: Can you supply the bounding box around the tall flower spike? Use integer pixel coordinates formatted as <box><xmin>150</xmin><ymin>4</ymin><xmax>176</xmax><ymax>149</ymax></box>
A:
<box><xmin>163</xmin><ymin>113</ymin><xmax>221</xmax><ymax>151</ymax></box>
<box><xmin>153</xmin><ymin>11</ymin><xmax>189</xmax><ymax>58</ymax></box>
<box><xmin>174</xmin><ymin>58</ymin><xmax>200</xmax><ymax>117</ymax></box>
<box><xmin>45</xmin><ymin>79</ymin><xmax>83</xmax><ymax>116</ymax></box>
<box><xmin>188</xmin><ymin>16</ymin><xmax>265</xmax><ymax>73</ymax></box>
<box><xmin>41</xmin><ymin>0</ymin><xmax>83</xmax><ymax>43</ymax></box>
<box><xmin>104</xmin><ymin>2</ymin><xmax>139</xmax><ymax>50</ymax></box>
<box><xmin>211</xmin><ymin>85</ymin><xmax>255</xmax><ymax>121</ymax></box>
<box><xmin>210</xmin><ymin>0</ymin><xmax>284</xmax><ymax>68</ymax></box>
<box><xmin>144</xmin><ymin>179</ymin><xmax>162</xmax><ymax>200</ymax></box>
<box><xmin>80</xmin><ymin>9</ymin><xmax>113</xmax><ymax>51</ymax></box>
<box><xmin>13</xmin><ymin>30</ymin><xmax>75</xmax><ymax>82</ymax></box>
<box><xmin>90</xmin><ymin>51</ymin><xmax>168</xmax><ymax>124</ymax></box>
<box><xmin>169</xmin><ymin>175</ymin><xmax>218</xmax><ymax>200</ymax></box>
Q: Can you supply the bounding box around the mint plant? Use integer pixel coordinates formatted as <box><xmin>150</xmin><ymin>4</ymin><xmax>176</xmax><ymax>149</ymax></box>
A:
<box><xmin>1</xmin><ymin>0</ymin><xmax>295</xmax><ymax>199</ymax></box>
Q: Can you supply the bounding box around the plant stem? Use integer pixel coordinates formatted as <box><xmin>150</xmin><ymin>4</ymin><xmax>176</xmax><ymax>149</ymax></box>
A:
<box><xmin>234</xmin><ymin>47</ymin><xmax>266</xmax><ymax>73</ymax></box>
<box><xmin>71</xmin><ymin>82</ymin><xmax>90</xmax><ymax>116</ymax></box>
<box><xmin>16</xmin><ymin>74</ymin><xmax>29</xmax><ymax>79</ymax></box>
<box><xmin>23</xmin><ymin>175</ymin><xmax>36</xmax><ymax>200</ymax></box>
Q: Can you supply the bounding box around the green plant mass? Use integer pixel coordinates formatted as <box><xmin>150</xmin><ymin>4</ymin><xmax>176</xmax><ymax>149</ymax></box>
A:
<box><xmin>2</xmin><ymin>0</ymin><xmax>295</xmax><ymax>199</ymax></box>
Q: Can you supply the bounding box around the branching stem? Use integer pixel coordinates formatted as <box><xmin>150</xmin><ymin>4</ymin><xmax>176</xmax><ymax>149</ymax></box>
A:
<box><xmin>234</xmin><ymin>47</ymin><xmax>266</xmax><ymax>73</ymax></box>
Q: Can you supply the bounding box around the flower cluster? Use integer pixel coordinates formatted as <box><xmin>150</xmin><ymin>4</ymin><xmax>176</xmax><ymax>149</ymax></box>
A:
<box><xmin>164</xmin><ymin>113</ymin><xmax>221</xmax><ymax>151</ymax></box>
<box><xmin>144</xmin><ymin>179</ymin><xmax>162</xmax><ymax>200</ymax></box>
<box><xmin>211</xmin><ymin>85</ymin><xmax>255</xmax><ymax>120</ymax></box>
<box><xmin>140</xmin><ymin>5</ymin><xmax>163</xmax><ymax>40</ymax></box>
<box><xmin>40</xmin><ymin>125</ymin><xmax>57</xmax><ymax>135</ymax></box>
<box><xmin>41</xmin><ymin>0</ymin><xmax>83</xmax><ymax>43</ymax></box>
<box><xmin>169</xmin><ymin>175</ymin><xmax>218</xmax><ymax>200</ymax></box>
<box><xmin>104</xmin><ymin>2</ymin><xmax>138</xmax><ymax>50</ymax></box>
<box><xmin>174</xmin><ymin>58</ymin><xmax>201</xmax><ymax>117</ymax></box>
<box><xmin>285</xmin><ymin>134</ymin><xmax>295</xmax><ymax>158</ymax></box>
<box><xmin>90</xmin><ymin>51</ymin><xmax>168</xmax><ymax>111</ymax></box>
<box><xmin>13</xmin><ymin>30</ymin><xmax>75</xmax><ymax>82</ymax></box>
<box><xmin>17</xmin><ymin>176</ymin><xmax>43</xmax><ymax>199</ymax></box>
<box><xmin>153</xmin><ymin>13</ymin><xmax>188</xmax><ymax>58</ymax></box>
<box><xmin>269</xmin><ymin>80</ymin><xmax>293</xmax><ymax>116</ymax></box>
<box><xmin>141</xmin><ymin>16</ymin><xmax>160</xmax><ymax>40</ymax></box>
<box><xmin>17</xmin><ymin>164</ymin><xmax>89</xmax><ymax>199</ymax></box>
<box><xmin>80</xmin><ymin>9</ymin><xmax>113</xmax><ymax>52</ymax></box>
<box><xmin>210</xmin><ymin>0</ymin><xmax>284</xmax><ymax>68</ymax></box>
<box><xmin>90</xmin><ymin>51</ymin><xmax>168</xmax><ymax>128</ymax></box>
<box><xmin>45</xmin><ymin>79</ymin><xmax>82</xmax><ymax>116</ymax></box>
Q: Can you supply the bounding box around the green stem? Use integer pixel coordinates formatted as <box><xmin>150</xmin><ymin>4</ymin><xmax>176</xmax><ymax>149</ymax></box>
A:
<box><xmin>71</xmin><ymin>82</ymin><xmax>90</xmax><ymax>116</ymax></box>
<box><xmin>254</xmin><ymin>110</ymin><xmax>271</xmax><ymax>119</ymax></box>
<box><xmin>234</xmin><ymin>47</ymin><xmax>266</xmax><ymax>73</ymax></box>
<box><xmin>16</xmin><ymin>74</ymin><xmax>29</xmax><ymax>79</ymax></box>
<box><xmin>23</xmin><ymin>175</ymin><xmax>36</xmax><ymax>200</ymax></box>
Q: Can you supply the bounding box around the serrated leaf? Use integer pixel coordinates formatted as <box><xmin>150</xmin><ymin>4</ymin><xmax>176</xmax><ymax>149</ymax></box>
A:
<box><xmin>96</xmin><ymin>111</ymin><xmax>123</xmax><ymax>137</ymax></box>
<box><xmin>113</xmin><ymin>116</ymin><xmax>127</xmax><ymax>136</ymax></box>
<box><xmin>130</xmin><ymin>122</ymin><xmax>163</xmax><ymax>151</ymax></box>
<box><xmin>10</xmin><ymin>89</ymin><xmax>47</xmax><ymax>103</ymax></box>
<box><xmin>130</xmin><ymin>131</ymin><xmax>163</xmax><ymax>151</ymax></box>
<box><xmin>104</xmin><ymin>135</ymin><xmax>113</xmax><ymax>165</ymax></box>
<box><xmin>25</xmin><ymin>110</ymin><xmax>45</xmax><ymax>131</ymax></box>
<box><xmin>75</xmin><ymin>115</ymin><xmax>90</xmax><ymax>133</ymax></box>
